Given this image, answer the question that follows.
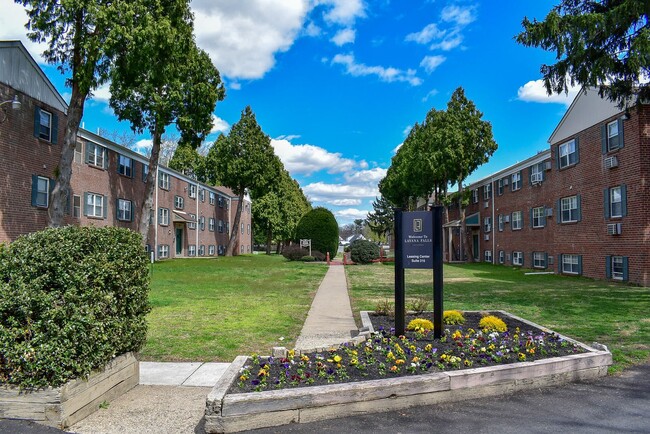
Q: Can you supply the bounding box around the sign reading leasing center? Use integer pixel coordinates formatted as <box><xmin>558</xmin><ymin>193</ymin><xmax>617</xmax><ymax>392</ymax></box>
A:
<box><xmin>401</xmin><ymin>211</ymin><xmax>433</xmax><ymax>269</ymax></box>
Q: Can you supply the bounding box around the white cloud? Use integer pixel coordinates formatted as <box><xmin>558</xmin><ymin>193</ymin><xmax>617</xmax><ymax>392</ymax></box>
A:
<box><xmin>517</xmin><ymin>79</ymin><xmax>580</xmax><ymax>106</ymax></box>
<box><xmin>271</xmin><ymin>139</ymin><xmax>356</xmax><ymax>175</ymax></box>
<box><xmin>319</xmin><ymin>0</ymin><xmax>366</xmax><ymax>26</ymax></box>
<box><xmin>405</xmin><ymin>23</ymin><xmax>444</xmax><ymax>44</ymax></box>
<box><xmin>211</xmin><ymin>115</ymin><xmax>230</xmax><ymax>134</ymax></box>
<box><xmin>420</xmin><ymin>55</ymin><xmax>446</xmax><ymax>74</ymax></box>
<box><xmin>331</xmin><ymin>28</ymin><xmax>355</xmax><ymax>46</ymax></box>
<box><xmin>303</xmin><ymin>182</ymin><xmax>378</xmax><ymax>201</ymax></box>
<box><xmin>90</xmin><ymin>83</ymin><xmax>111</xmax><ymax>103</ymax></box>
<box><xmin>441</xmin><ymin>5</ymin><xmax>477</xmax><ymax>26</ymax></box>
<box><xmin>0</xmin><ymin>2</ymin><xmax>48</xmax><ymax>63</ymax></box>
<box><xmin>344</xmin><ymin>167</ymin><xmax>387</xmax><ymax>184</ymax></box>
<box><xmin>393</xmin><ymin>143</ymin><xmax>403</xmax><ymax>153</ymax></box>
<box><xmin>191</xmin><ymin>0</ymin><xmax>309</xmax><ymax>80</ymax></box>
<box><xmin>334</xmin><ymin>208</ymin><xmax>370</xmax><ymax>220</ymax></box>
<box><xmin>304</xmin><ymin>21</ymin><xmax>322</xmax><ymax>37</ymax></box>
<box><xmin>134</xmin><ymin>139</ymin><xmax>153</xmax><ymax>153</ymax></box>
<box><xmin>329</xmin><ymin>198</ymin><xmax>362</xmax><ymax>206</ymax></box>
<box><xmin>359</xmin><ymin>160</ymin><xmax>369</xmax><ymax>169</ymax></box>
<box><xmin>422</xmin><ymin>89</ymin><xmax>439</xmax><ymax>102</ymax></box>
<box><xmin>276</xmin><ymin>134</ymin><xmax>302</xmax><ymax>141</ymax></box>
<box><xmin>430</xmin><ymin>32</ymin><xmax>464</xmax><ymax>51</ymax></box>
<box><xmin>332</xmin><ymin>53</ymin><xmax>422</xmax><ymax>86</ymax></box>
<box><xmin>406</xmin><ymin>4</ymin><xmax>477</xmax><ymax>52</ymax></box>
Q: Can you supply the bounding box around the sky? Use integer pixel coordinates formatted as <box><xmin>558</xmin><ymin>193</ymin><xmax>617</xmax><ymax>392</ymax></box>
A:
<box><xmin>0</xmin><ymin>0</ymin><xmax>581</xmax><ymax>225</ymax></box>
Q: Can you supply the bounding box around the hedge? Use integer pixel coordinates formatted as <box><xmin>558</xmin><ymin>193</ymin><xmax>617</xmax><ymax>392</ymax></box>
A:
<box><xmin>0</xmin><ymin>226</ymin><xmax>151</xmax><ymax>388</ymax></box>
<box><xmin>295</xmin><ymin>207</ymin><xmax>339</xmax><ymax>260</ymax></box>
<box><xmin>349</xmin><ymin>239</ymin><xmax>380</xmax><ymax>264</ymax></box>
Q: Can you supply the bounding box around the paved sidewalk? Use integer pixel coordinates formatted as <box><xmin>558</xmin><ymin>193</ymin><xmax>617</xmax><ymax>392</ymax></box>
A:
<box><xmin>294</xmin><ymin>264</ymin><xmax>357</xmax><ymax>350</ymax></box>
<box><xmin>139</xmin><ymin>362</ymin><xmax>230</xmax><ymax>386</ymax></box>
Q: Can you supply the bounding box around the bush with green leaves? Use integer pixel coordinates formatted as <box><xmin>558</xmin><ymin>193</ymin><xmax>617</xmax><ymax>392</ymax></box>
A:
<box><xmin>311</xmin><ymin>250</ymin><xmax>326</xmax><ymax>262</ymax></box>
<box><xmin>295</xmin><ymin>207</ymin><xmax>339</xmax><ymax>260</ymax></box>
<box><xmin>349</xmin><ymin>239</ymin><xmax>380</xmax><ymax>264</ymax></box>
<box><xmin>281</xmin><ymin>244</ymin><xmax>309</xmax><ymax>261</ymax></box>
<box><xmin>301</xmin><ymin>256</ymin><xmax>315</xmax><ymax>262</ymax></box>
<box><xmin>0</xmin><ymin>226</ymin><xmax>150</xmax><ymax>389</ymax></box>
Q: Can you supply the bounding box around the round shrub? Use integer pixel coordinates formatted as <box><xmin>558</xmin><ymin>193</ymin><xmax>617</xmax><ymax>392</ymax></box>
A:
<box><xmin>407</xmin><ymin>318</ymin><xmax>433</xmax><ymax>331</ymax></box>
<box><xmin>311</xmin><ymin>250</ymin><xmax>326</xmax><ymax>262</ymax></box>
<box><xmin>349</xmin><ymin>240</ymin><xmax>380</xmax><ymax>264</ymax></box>
<box><xmin>301</xmin><ymin>256</ymin><xmax>315</xmax><ymax>262</ymax></box>
<box><xmin>443</xmin><ymin>310</ymin><xmax>466</xmax><ymax>325</ymax></box>
<box><xmin>0</xmin><ymin>226</ymin><xmax>151</xmax><ymax>388</ymax></box>
<box><xmin>295</xmin><ymin>207</ymin><xmax>339</xmax><ymax>260</ymax></box>
<box><xmin>479</xmin><ymin>315</ymin><xmax>508</xmax><ymax>333</ymax></box>
<box><xmin>281</xmin><ymin>244</ymin><xmax>309</xmax><ymax>261</ymax></box>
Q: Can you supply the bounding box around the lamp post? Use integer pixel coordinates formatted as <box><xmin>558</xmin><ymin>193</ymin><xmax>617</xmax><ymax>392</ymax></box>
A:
<box><xmin>0</xmin><ymin>95</ymin><xmax>21</xmax><ymax>123</ymax></box>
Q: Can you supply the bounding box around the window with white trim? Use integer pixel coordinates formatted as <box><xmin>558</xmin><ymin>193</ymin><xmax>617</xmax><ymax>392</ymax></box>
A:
<box><xmin>483</xmin><ymin>184</ymin><xmax>492</xmax><ymax>200</ymax></box>
<box><xmin>117</xmin><ymin>198</ymin><xmax>132</xmax><ymax>221</ymax></box>
<box><xmin>610</xmin><ymin>186</ymin><xmax>622</xmax><ymax>218</ymax></box>
<box><xmin>38</xmin><ymin>109</ymin><xmax>52</xmax><ymax>141</ymax></box>
<box><xmin>209</xmin><ymin>245</ymin><xmax>215</xmax><ymax>256</ymax></box>
<box><xmin>118</xmin><ymin>155</ymin><xmax>133</xmax><ymax>177</ymax></box>
<box><xmin>484</xmin><ymin>250</ymin><xmax>492</xmax><ymax>263</ymax></box>
<box><xmin>532</xmin><ymin>206</ymin><xmax>545</xmax><ymax>228</ymax></box>
<box><xmin>200</xmin><ymin>189</ymin><xmax>205</xmax><ymax>202</ymax></box>
<box><xmin>159</xmin><ymin>172</ymin><xmax>170</xmax><ymax>190</ymax></box>
<box><xmin>607</xmin><ymin>120</ymin><xmax>620</xmax><ymax>151</ymax></box>
<box><xmin>188</xmin><ymin>245</ymin><xmax>196</xmax><ymax>256</ymax></box>
<box><xmin>158</xmin><ymin>245</ymin><xmax>169</xmax><ymax>259</ymax></box>
<box><xmin>218</xmin><ymin>219</ymin><xmax>224</xmax><ymax>233</ymax></box>
<box><xmin>74</xmin><ymin>141</ymin><xmax>83</xmax><ymax>164</ymax></box>
<box><xmin>200</xmin><ymin>216</ymin><xmax>205</xmax><ymax>231</ymax></box>
<box><xmin>188</xmin><ymin>213</ymin><xmax>196</xmax><ymax>230</ymax></box>
<box><xmin>533</xmin><ymin>252</ymin><xmax>546</xmax><ymax>268</ymax></box>
<box><xmin>218</xmin><ymin>197</ymin><xmax>224</xmax><ymax>208</ymax></box>
<box><xmin>484</xmin><ymin>216</ymin><xmax>491</xmax><ymax>233</ymax></box>
<box><xmin>174</xmin><ymin>195</ymin><xmax>184</xmax><ymax>210</ymax></box>
<box><xmin>562</xmin><ymin>254</ymin><xmax>580</xmax><ymax>274</ymax></box>
<box><xmin>209</xmin><ymin>192</ymin><xmax>216</xmax><ymax>205</ymax></box>
<box><xmin>199</xmin><ymin>245</ymin><xmax>205</xmax><ymax>256</ymax></box>
<box><xmin>86</xmin><ymin>142</ymin><xmax>106</xmax><ymax>168</ymax></box>
<box><xmin>611</xmin><ymin>256</ymin><xmax>624</xmax><ymax>280</ymax></box>
<box><xmin>511</xmin><ymin>172</ymin><xmax>521</xmax><ymax>191</ymax></box>
<box><xmin>189</xmin><ymin>184</ymin><xmax>197</xmax><ymax>198</ymax></box>
<box><xmin>85</xmin><ymin>193</ymin><xmax>104</xmax><ymax>218</ymax></box>
<box><xmin>247</xmin><ymin>224</ymin><xmax>250</xmax><ymax>234</ymax></box>
<box><xmin>73</xmin><ymin>195</ymin><xmax>80</xmax><ymax>218</ymax></box>
<box><xmin>159</xmin><ymin>207</ymin><xmax>170</xmax><ymax>226</ymax></box>
<box><xmin>34</xmin><ymin>176</ymin><xmax>50</xmax><ymax>208</ymax></box>
<box><xmin>498</xmin><ymin>214</ymin><xmax>503</xmax><ymax>232</ymax></box>
<box><xmin>142</xmin><ymin>164</ymin><xmax>149</xmax><ymax>182</ymax></box>
<box><xmin>561</xmin><ymin>196</ymin><xmax>579</xmax><ymax>223</ymax></box>
<box><xmin>497</xmin><ymin>179</ymin><xmax>504</xmax><ymax>196</ymax></box>
<box><xmin>512</xmin><ymin>211</ymin><xmax>522</xmax><ymax>230</ymax></box>
<box><xmin>498</xmin><ymin>250</ymin><xmax>505</xmax><ymax>264</ymax></box>
<box><xmin>513</xmin><ymin>251</ymin><xmax>523</xmax><ymax>266</ymax></box>
<box><xmin>559</xmin><ymin>139</ymin><xmax>577</xmax><ymax>168</ymax></box>
<box><xmin>472</xmin><ymin>189</ymin><xmax>479</xmax><ymax>203</ymax></box>
<box><xmin>531</xmin><ymin>163</ymin><xmax>543</xmax><ymax>183</ymax></box>
<box><xmin>241</xmin><ymin>223</ymin><xmax>244</xmax><ymax>234</ymax></box>
<box><xmin>209</xmin><ymin>217</ymin><xmax>215</xmax><ymax>232</ymax></box>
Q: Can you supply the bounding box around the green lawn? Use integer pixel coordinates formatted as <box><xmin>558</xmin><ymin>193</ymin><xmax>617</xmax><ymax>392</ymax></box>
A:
<box><xmin>139</xmin><ymin>255</ymin><xmax>327</xmax><ymax>362</ymax></box>
<box><xmin>346</xmin><ymin>262</ymin><xmax>650</xmax><ymax>373</ymax></box>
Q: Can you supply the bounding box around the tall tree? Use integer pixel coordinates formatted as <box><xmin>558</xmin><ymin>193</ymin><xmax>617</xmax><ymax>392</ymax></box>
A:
<box><xmin>16</xmin><ymin>0</ymin><xmax>146</xmax><ymax>227</ymax></box>
<box><xmin>168</xmin><ymin>143</ymin><xmax>205</xmax><ymax>180</ymax></box>
<box><xmin>206</xmin><ymin>107</ymin><xmax>280</xmax><ymax>256</ymax></box>
<box><xmin>108</xmin><ymin>0</ymin><xmax>225</xmax><ymax>244</ymax></box>
<box><xmin>445</xmin><ymin>87</ymin><xmax>497</xmax><ymax>262</ymax></box>
<box><xmin>516</xmin><ymin>1</ymin><xmax>650</xmax><ymax>107</ymax></box>
<box><xmin>366</xmin><ymin>196</ymin><xmax>394</xmax><ymax>239</ymax></box>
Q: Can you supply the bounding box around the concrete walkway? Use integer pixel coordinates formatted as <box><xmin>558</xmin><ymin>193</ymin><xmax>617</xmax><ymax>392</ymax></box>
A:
<box><xmin>294</xmin><ymin>264</ymin><xmax>357</xmax><ymax>350</ymax></box>
<box><xmin>139</xmin><ymin>362</ymin><xmax>230</xmax><ymax>387</ymax></box>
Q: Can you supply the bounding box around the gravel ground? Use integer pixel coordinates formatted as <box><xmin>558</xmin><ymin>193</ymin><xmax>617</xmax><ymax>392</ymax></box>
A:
<box><xmin>68</xmin><ymin>385</ymin><xmax>211</xmax><ymax>434</ymax></box>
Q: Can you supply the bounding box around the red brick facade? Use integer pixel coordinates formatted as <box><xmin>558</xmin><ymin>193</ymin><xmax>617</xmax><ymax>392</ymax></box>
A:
<box><xmin>447</xmin><ymin>92</ymin><xmax>650</xmax><ymax>286</ymax></box>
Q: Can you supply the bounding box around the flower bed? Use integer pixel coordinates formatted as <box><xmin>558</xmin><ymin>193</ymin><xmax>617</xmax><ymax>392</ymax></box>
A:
<box><xmin>205</xmin><ymin>311</ymin><xmax>612</xmax><ymax>433</ymax></box>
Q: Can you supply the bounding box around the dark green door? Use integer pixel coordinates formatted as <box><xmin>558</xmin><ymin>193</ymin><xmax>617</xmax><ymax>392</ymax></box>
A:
<box><xmin>175</xmin><ymin>227</ymin><xmax>183</xmax><ymax>255</ymax></box>
<box><xmin>472</xmin><ymin>234</ymin><xmax>479</xmax><ymax>261</ymax></box>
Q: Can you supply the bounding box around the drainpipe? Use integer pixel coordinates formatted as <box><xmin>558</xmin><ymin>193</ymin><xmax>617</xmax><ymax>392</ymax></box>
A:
<box><xmin>154</xmin><ymin>167</ymin><xmax>159</xmax><ymax>258</ymax></box>
<box><xmin>196</xmin><ymin>181</ymin><xmax>199</xmax><ymax>250</ymax></box>
<box><xmin>491</xmin><ymin>176</ymin><xmax>496</xmax><ymax>262</ymax></box>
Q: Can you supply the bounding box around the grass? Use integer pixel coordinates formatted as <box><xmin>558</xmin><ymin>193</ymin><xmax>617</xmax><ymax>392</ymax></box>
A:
<box><xmin>139</xmin><ymin>255</ymin><xmax>327</xmax><ymax>362</ymax></box>
<box><xmin>346</xmin><ymin>262</ymin><xmax>650</xmax><ymax>373</ymax></box>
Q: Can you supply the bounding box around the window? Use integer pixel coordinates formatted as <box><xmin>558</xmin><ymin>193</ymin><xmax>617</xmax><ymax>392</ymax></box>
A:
<box><xmin>499</xmin><ymin>250</ymin><xmax>505</xmax><ymax>264</ymax></box>
<box><xmin>209</xmin><ymin>192</ymin><xmax>216</xmax><ymax>205</ymax></box>
<box><xmin>533</xmin><ymin>252</ymin><xmax>546</xmax><ymax>268</ymax></box>
<box><xmin>484</xmin><ymin>216</ymin><xmax>491</xmax><ymax>233</ymax></box>
<box><xmin>209</xmin><ymin>245</ymin><xmax>215</xmax><ymax>256</ymax></box>
<box><xmin>247</xmin><ymin>224</ymin><xmax>251</xmax><ymax>234</ymax></box>
<box><xmin>484</xmin><ymin>250</ymin><xmax>492</xmax><ymax>263</ymax></box>
<box><xmin>189</xmin><ymin>184</ymin><xmax>197</xmax><ymax>198</ymax></box>
<box><xmin>199</xmin><ymin>245</ymin><xmax>205</xmax><ymax>256</ymax></box>
<box><xmin>498</xmin><ymin>214</ymin><xmax>503</xmax><ymax>232</ymax></box>
<box><xmin>188</xmin><ymin>213</ymin><xmax>196</xmax><ymax>230</ymax></box>
<box><xmin>226</xmin><ymin>223</ymin><xmax>230</xmax><ymax>234</ymax></box>
<box><xmin>560</xmin><ymin>196</ymin><xmax>580</xmax><ymax>223</ymax></box>
<box><xmin>74</xmin><ymin>141</ymin><xmax>83</xmax><ymax>164</ymax></box>
<box><xmin>218</xmin><ymin>197</ymin><xmax>224</xmax><ymax>208</ymax></box>
<box><xmin>117</xmin><ymin>198</ymin><xmax>133</xmax><ymax>221</ymax></box>
<box><xmin>200</xmin><ymin>189</ymin><xmax>205</xmax><ymax>202</ymax></box>
<box><xmin>511</xmin><ymin>211</ymin><xmax>522</xmax><ymax>230</ymax></box>
<box><xmin>159</xmin><ymin>172</ymin><xmax>170</xmax><ymax>190</ymax></box>
<box><xmin>117</xmin><ymin>155</ymin><xmax>133</xmax><ymax>177</ymax></box>
<box><xmin>38</xmin><ymin>108</ymin><xmax>52</xmax><ymax>141</ymax></box>
<box><xmin>32</xmin><ymin>176</ymin><xmax>50</xmax><ymax>208</ymax></box>
<box><xmin>561</xmin><ymin>254</ymin><xmax>581</xmax><ymax>274</ymax></box>
<box><xmin>497</xmin><ymin>179</ymin><xmax>504</xmax><ymax>196</ymax></box>
<box><xmin>530</xmin><ymin>163</ymin><xmax>544</xmax><ymax>184</ymax></box>
<box><xmin>188</xmin><ymin>245</ymin><xmax>196</xmax><ymax>256</ymax></box>
<box><xmin>558</xmin><ymin>139</ymin><xmax>578</xmax><ymax>168</ymax></box>
<box><xmin>606</xmin><ymin>186</ymin><xmax>627</xmax><ymax>218</ymax></box>
<box><xmin>73</xmin><ymin>195</ymin><xmax>80</xmax><ymax>218</ymax></box>
<box><xmin>200</xmin><ymin>216</ymin><xmax>205</xmax><ymax>231</ymax></box>
<box><xmin>483</xmin><ymin>184</ymin><xmax>492</xmax><ymax>200</ymax></box>
<box><xmin>209</xmin><ymin>217</ymin><xmax>215</xmax><ymax>232</ymax></box>
<box><xmin>174</xmin><ymin>195</ymin><xmax>184</xmax><ymax>210</ymax></box>
<box><xmin>511</xmin><ymin>172</ymin><xmax>521</xmax><ymax>191</ymax></box>
<box><xmin>241</xmin><ymin>245</ymin><xmax>244</xmax><ymax>254</ymax></box>
<box><xmin>241</xmin><ymin>223</ymin><xmax>244</xmax><ymax>234</ymax></box>
<box><xmin>606</xmin><ymin>256</ymin><xmax>628</xmax><ymax>281</ymax></box>
<box><xmin>84</xmin><ymin>193</ymin><xmax>105</xmax><ymax>218</ymax></box>
<box><xmin>159</xmin><ymin>207</ymin><xmax>170</xmax><ymax>226</ymax></box>
<box><xmin>513</xmin><ymin>251</ymin><xmax>523</xmax><ymax>266</ymax></box>
<box><xmin>532</xmin><ymin>206</ymin><xmax>545</xmax><ymax>228</ymax></box>
<box><xmin>158</xmin><ymin>245</ymin><xmax>169</xmax><ymax>259</ymax></box>
<box><xmin>143</xmin><ymin>163</ymin><xmax>149</xmax><ymax>182</ymax></box>
<box><xmin>245</xmin><ymin>203</ymin><xmax>250</xmax><ymax>214</ymax></box>
<box><xmin>472</xmin><ymin>189</ymin><xmax>479</xmax><ymax>203</ymax></box>
<box><xmin>218</xmin><ymin>219</ymin><xmax>224</xmax><ymax>233</ymax></box>
<box><xmin>86</xmin><ymin>142</ymin><xmax>106</xmax><ymax>168</ymax></box>
<box><xmin>606</xmin><ymin>120</ymin><xmax>621</xmax><ymax>151</ymax></box>
<box><xmin>218</xmin><ymin>245</ymin><xmax>224</xmax><ymax>256</ymax></box>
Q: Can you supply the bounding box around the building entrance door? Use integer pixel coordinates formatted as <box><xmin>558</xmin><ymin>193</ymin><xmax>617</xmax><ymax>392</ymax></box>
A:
<box><xmin>175</xmin><ymin>227</ymin><xmax>183</xmax><ymax>256</ymax></box>
<box><xmin>472</xmin><ymin>233</ymin><xmax>479</xmax><ymax>261</ymax></box>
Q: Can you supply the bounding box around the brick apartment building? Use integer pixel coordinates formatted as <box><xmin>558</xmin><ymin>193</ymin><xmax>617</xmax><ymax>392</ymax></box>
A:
<box><xmin>0</xmin><ymin>40</ymin><xmax>252</xmax><ymax>258</ymax></box>
<box><xmin>446</xmin><ymin>89</ymin><xmax>650</xmax><ymax>286</ymax></box>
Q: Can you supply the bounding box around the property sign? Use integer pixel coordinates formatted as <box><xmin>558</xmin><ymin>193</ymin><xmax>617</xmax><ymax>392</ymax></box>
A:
<box><xmin>300</xmin><ymin>239</ymin><xmax>311</xmax><ymax>256</ymax></box>
<box><xmin>401</xmin><ymin>211</ymin><xmax>433</xmax><ymax>269</ymax></box>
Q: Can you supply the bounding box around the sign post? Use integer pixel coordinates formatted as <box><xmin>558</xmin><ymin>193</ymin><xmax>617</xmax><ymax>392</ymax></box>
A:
<box><xmin>300</xmin><ymin>239</ymin><xmax>311</xmax><ymax>256</ymax></box>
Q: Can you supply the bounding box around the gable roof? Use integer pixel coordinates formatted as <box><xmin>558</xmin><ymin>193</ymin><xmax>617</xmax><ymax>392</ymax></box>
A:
<box><xmin>0</xmin><ymin>40</ymin><xmax>68</xmax><ymax>113</ymax></box>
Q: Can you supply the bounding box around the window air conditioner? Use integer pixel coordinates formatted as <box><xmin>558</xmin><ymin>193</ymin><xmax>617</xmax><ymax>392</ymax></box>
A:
<box><xmin>503</xmin><ymin>178</ymin><xmax>509</xmax><ymax>186</ymax></box>
<box><xmin>604</xmin><ymin>155</ymin><xmax>619</xmax><ymax>169</ymax></box>
<box><xmin>484</xmin><ymin>234</ymin><xmax>490</xmax><ymax>241</ymax></box>
<box><xmin>484</xmin><ymin>201</ymin><xmax>489</xmax><ymax>208</ymax></box>
<box><xmin>544</xmin><ymin>161</ymin><xmax>552</xmax><ymax>171</ymax></box>
<box><xmin>607</xmin><ymin>223</ymin><xmax>622</xmax><ymax>235</ymax></box>
<box><xmin>504</xmin><ymin>215</ymin><xmax>510</xmax><ymax>223</ymax></box>
<box><xmin>545</xmin><ymin>208</ymin><xmax>553</xmax><ymax>217</ymax></box>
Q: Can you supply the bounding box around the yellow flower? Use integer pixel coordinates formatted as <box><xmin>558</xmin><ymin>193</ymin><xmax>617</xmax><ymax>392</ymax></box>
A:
<box><xmin>386</xmin><ymin>351</ymin><xmax>395</xmax><ymax>360</ymax></box>
<box><xmin>288</xmin><ymin>349</ymin><xmax>295</xmax><ymax>358</ymax></box>
<box><xmin>452</xmin><ymin>330</ymin><xmax>462</xmax><ymax>340</ymax></box>
<box><xmin>390</xmin><ymin>365</ymin><xmax>398</xmax><ymax>372</ymax></box>
<box><xmin>412</xmin><ymin>356</ymin><xmax>420</xmax><ymax>363</ymax></box>
<box><xmin>395</xmin><ymin>359</ymin><xmax>405</xmax><ymax>365</ymax></box>
<box><xmin>333</xmin><ymin>355</ymin><xmax>342</xmax><ymax>363</ymax></box>
<box><xmin>424</xmin><ymin>344</ymin><xmax>432</xmax><ymax>352</ymax></box>
<box><xmin>239</xmin><ymin>375</ymin><xmax>248</xmax><ymax>381</ymax></box>
<box><xmin>301</xmin><ymin>355</ymin><xmax>310</xmax><ymax>362</ymax></box>
<box><xmin>350</xmin><ymin>358</ymin><xmax>358</xmax><ymax>366</ymax></box>
<box><xmin>258</xmin><ymin>369</ymin><xmax>268</xmax><ymax>377</ymax></box>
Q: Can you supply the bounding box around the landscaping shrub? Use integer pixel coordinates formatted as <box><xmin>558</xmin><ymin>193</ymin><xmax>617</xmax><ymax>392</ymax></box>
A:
<box><xmin>349</xmin><ymin>239</ymin><xmax>380</xmax><ymax>264</ymax></box>
<box><xmin>479</xmin><ymin>315</ymin><xmax>508</xmax><ymax>333</ymax></box>
<box><xmin>301</xmin><ymin>256</ymin><xmax>315</xmax><ymax>262</ymax></box>
<box><xmin>295</xmin><ymin>207</ymin><xmax>339</xmax><ymax>260</ymax></box>
<box><xmin>443</xmin><ymin>310</ymin><xmax>466</xmax><ymax>325</ymax></box>
<box><xmin>407</xmin><ymin>297</ymin><xmax>430</xmax><ymax>314</ymax></box>
<box><xmin>0</xmin><ymin>226</ymin><xmax>150</xmax><ymax>389</ymax></box>
<box><xmin>281</xmin><ymin>244</ymin><xmax>309</xmax><ymax>261</ymax></box>
<box><xmin>311</xmin><ymin>250</ymin><xmax>326</xmax><ymax>262</ymax></box>
<box><xmin>374</xmin><ymin>299</ymin><xmax>395</xmax><ymax>318</ymax></box>
<box><xmin>407</xmin><ymin>318</ymin><xmax>433</xmax><ymax>331</ymax></box>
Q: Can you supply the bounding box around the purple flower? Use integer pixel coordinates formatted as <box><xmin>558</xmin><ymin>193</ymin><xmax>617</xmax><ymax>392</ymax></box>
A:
<box><xmin>251</xmin><ymin>380</ymin><xmax>260</xmax><ymax>386</ymax></box>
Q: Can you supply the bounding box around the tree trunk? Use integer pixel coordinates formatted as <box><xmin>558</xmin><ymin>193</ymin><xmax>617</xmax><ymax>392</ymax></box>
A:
<box><xmin>138</xmin><ymin>123</ymin><xmax>164</xmax><ymax>246</ymax></box>
<box><xmin>266</xmin><ymin>227</ymin><xmax>272</xmax><ymax>255</ymax></box>
<box><xmin>225</xmin><ymin>191</ymin><xmax>245</xmax><ymax>256</ymax></box>
<box><xmin>47</xmin><ymin>85</ymin><xmax>86</xmax><ymax>227</ymax></box>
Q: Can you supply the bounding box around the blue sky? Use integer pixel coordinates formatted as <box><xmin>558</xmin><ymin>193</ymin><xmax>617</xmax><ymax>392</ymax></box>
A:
<box><xmin>1</xmin><ymin>1</ymin><xmax>581</xmax><ymax>225</ymax></box>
